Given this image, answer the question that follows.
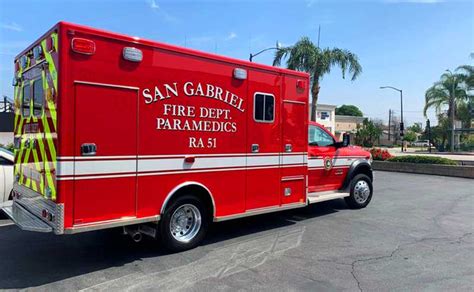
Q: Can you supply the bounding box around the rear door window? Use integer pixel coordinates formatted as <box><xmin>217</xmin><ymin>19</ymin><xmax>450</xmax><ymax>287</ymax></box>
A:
<box><xmin>22</xmin><ymin>84</ymin><xmax>31</xmax><ymax>117</ymax></box>
<box><xmin>33</xmin><ymin>79</ymin><xmax>44</xmax><ymax>117</ymax></box>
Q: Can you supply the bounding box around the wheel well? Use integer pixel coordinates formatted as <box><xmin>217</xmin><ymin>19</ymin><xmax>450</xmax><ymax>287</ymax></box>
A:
<box><xmin>355</xmin><ymin>164</ymin><xmax>373</xmax><ymax>182</ymax></box>
<box><xmin>162</xmin><ymin>184</ymin><xmax>215</xmax><ymax>219</ymax></box>
<box><xmin>342</xmin><ymin>162</ymin><xmax>373</xmax><ymax>190</ymax></box>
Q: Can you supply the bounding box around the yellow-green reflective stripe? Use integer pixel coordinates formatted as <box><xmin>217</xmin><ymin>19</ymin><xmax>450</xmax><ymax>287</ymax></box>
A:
<box><xmin>31</xmin><ymin>148</ymin><xmax>44</xmax><ymax>193</ymax></box>
<box><xmin>41</xmin><ymin>40</ymin><xmax>57</xmax><ymax>130</ymax></box>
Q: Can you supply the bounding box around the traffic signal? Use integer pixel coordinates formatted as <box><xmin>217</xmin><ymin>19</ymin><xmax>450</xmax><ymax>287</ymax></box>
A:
<box><xmin>399</xmin><ymin>122</ymin><xmax>404</xmax><ymax>136</ymax></box>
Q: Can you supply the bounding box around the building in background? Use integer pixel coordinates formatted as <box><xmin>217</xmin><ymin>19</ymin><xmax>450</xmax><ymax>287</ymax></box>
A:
<box><xmin>335</xmin><ymin>115</ymin><xmax>365</xmax><ymax>141</ymax></box>
<box><xmin>311</xmin><ymin>103</ymin><xmax>336</xmax><ymax>134</ymax></box>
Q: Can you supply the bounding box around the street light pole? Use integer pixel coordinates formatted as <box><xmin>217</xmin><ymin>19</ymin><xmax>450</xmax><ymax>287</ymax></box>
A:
<box><xmin>380</xmin><ymin>86</ymin><xmax>404</xmax><ymax>152</ymax></box>
<box><xmin>249</xmin><ymin>41</ymin><xmax>281</xmax><ymax>62</ymax></box>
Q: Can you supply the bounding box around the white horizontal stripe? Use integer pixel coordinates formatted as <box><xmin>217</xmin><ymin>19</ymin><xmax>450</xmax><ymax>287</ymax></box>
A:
<box><xmin>58</xmin><ymin>165</ymin><xmax>285</xmax><ymax>181</ymax></box>
<box><xmin>58</xmin><ymin>161</ymin><xmax>74</xmax><ymax>176</ymax></box>
<box><xmin>58</xmin><ymin>152</ymin><xmax>308</xmax><ymax>160</ymax></box>
<box><xmin>75</xmin><ymin>160</ymin><xmax>136</xmax><ymax>175</ymax></box>
<box><xmin>57</xmin><ymin>155</ymin><xmax>307</xmax><ymax>177</ymax></box>
<box><xmin>247</xmin><ymin>155</ymin><xmax>280</xmax><ymax>166</ymax></box>
<box><xmin>139</xmin><ymin>156</ymin><xmax>246</xmax><ymax>172</ymax></box>
<box><xmin>308</xmin><ymin>159</ymin><xmax>324</xmax><ymax>168</ymax></box>
<box><xmin>282</xmin><ymin>154</ymin><xmax>306</xmax><ymax>165</ymax></box>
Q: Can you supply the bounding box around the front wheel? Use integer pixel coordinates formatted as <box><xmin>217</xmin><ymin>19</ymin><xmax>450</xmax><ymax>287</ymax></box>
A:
<box><xmin>159</xmin><ymin>195</ymin><xmax>209</xmax><ymax>252</ymax></box>
<box><xmin>344</xmin><ymin>174</ymin><xmax>373</xmax><ymax>209</ymax></box>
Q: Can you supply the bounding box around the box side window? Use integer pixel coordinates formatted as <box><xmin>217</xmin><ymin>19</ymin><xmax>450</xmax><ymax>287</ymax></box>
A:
<box><xmin>22</xmin><ymin>84</ymin><xmax>31</xmax><ymax>117</ymax></box>
<box><xmin>254</xmin><ymin>93</ymin><xmax>274</xmax><ymax>123</ymax></box>
<box><xmin>32</xmin><ymin>78</ymin><xmax>44</xmax><ymax>117</ymax></box>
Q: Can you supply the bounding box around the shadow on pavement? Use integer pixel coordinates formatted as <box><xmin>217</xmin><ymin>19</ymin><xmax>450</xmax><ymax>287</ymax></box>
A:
<box><xmin>0</xmin><ymin>199</ymin><xmax>345</xmax><ymax>289</ymax></box>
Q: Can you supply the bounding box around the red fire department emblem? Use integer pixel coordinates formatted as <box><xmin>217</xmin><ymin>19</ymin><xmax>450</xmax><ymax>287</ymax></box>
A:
<box><xmin>324</xmin><ymin>156</ymin><xmax>333</xmax><ymax>171</ymax></box>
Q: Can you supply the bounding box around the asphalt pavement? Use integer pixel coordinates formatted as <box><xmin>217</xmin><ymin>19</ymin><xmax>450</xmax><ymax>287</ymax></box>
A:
<box><xmin>0</xmin><ymin>171</ymin><xmax>472</xmax><ymax>291</ymax></box>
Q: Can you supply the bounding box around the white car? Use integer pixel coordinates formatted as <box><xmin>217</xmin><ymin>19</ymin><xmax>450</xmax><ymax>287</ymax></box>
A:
<box><xmin>0</xmin><ymin>147</ymin><xmax>14</xmax><ymax>204</ymax></box>
<box><xmin>411</xmin><ymin>140</ymin><xmax>433</xmax><ymax>147</ymax></box>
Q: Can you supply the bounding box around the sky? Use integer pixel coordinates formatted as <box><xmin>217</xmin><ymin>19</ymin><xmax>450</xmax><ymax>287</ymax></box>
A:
<box><xmin>0</xmin><ymin>0</ymin><xmax>473</xmax><ymax>126</ymax></box>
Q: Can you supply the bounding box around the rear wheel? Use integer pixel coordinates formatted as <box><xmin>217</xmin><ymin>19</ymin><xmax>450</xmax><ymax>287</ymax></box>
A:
<box><xmin>344</xmin><ymin>174</ymin><xmax>373</xmax><ymax>209</ymax></box>
<box><xmin>159</xmin><ymin>195</ymin><xmax>209</xmax><ymax>252</ymax></box>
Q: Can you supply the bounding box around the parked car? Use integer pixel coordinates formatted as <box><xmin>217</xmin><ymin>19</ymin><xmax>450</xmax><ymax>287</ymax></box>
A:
<box><xmin>0</xmin><ymin>147</ymin><xmax>14</xmax><ymax>204</ymax></box>
<box><xmin>411</xmin><ymin>140</ymin><xmax>433</xmax><ymax>147</ymax></box>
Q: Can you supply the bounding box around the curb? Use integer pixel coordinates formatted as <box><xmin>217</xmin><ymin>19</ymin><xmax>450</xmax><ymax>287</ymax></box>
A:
<box><xmin>372</xmin><ymin>161</ymin><xmax>474</xmax><ymax>179</ymax></box>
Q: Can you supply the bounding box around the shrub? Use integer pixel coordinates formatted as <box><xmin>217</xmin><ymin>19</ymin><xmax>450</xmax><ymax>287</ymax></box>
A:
<box><xmin>387</xmin><ymin>155</ymin><xmax>458</xmax><ymax>165</ymax></box>
<box><xmin>369</xmin><ymin>148</ymin><xmax>393</xmax><ymax>161</ymax></box>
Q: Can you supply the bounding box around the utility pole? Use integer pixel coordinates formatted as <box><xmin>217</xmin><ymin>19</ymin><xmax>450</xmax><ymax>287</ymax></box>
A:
<box><xmin>446</xmin><ymin>69</ymin><xmax>456</xmax><ymax>152</ymax></box>
<box><xmin>380</xmin><ymin>86</ymin><xmax>404</xmax><ymax>152</ymax></box>
<box><xmin>388</xmin><ymin>109</ymin><xmax>392</xmax><ymax>142</ymax></box>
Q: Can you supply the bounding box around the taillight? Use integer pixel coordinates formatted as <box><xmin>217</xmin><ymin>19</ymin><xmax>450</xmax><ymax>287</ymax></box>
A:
<box><xmin>71</xmin><ymin>38</ymin><xmax>96</xmax><ymax>55</ymax></box>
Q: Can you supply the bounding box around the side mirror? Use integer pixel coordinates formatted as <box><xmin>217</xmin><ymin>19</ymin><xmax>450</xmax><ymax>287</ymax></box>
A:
<box><xmin>342</xmin><ymin>133</ymin><xmax>350</xmax><ymax>147</ymax></box>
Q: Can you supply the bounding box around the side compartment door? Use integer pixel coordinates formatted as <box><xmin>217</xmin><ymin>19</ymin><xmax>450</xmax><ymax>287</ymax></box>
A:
<box><xmin>280</xmin><ymin>77</ymin><xmax>308</xmax><ymax>205</ymax></box>
<box><xmin>73</xmin><ymin>83</ymin><xmax>138</xmax><ymax>224</ymax></box>
<box><xmin>246</xmin><ymin>72</ymin><xmax>281</xmax><ymax>210</ymax></box>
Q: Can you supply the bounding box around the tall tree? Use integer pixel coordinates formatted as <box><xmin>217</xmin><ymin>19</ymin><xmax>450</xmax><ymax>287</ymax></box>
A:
<box><xmin>273</xmin><ymin>37</ymin><xmax>362</xmax><ymax>121</ymax></box>
<box><xmin>335</xmin><ymin>104</ymin><xmax>363</xmax><ymax>117</ymax></box>
<box><xmin>423</xmin><ymin>71</ymin><xmax>469</xmax><ymax>122</ymax></box>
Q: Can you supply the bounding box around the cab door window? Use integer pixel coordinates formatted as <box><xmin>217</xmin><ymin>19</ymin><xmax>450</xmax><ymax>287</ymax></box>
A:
<box><xmin>32</xmin><ymin>79</ymin><xmax>44</xmax><ymax>117</ymax></box>
<box><xmin>22</xmin><ymin>84</ymin><xmax>31</xmax><ymax>117</ymax></box>
<box><xmin>308</xmin><ymin>125</ymin><xmax>334</xmax><ymax>147</ymax></box>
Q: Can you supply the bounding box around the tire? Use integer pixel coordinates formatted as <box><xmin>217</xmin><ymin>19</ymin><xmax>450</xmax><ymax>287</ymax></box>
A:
<box><xmin>159</xmin><ymin>195</ymin><xmax>210</xmax><ymax>252</ymax></box>
<box><xmin>344</xmin><ymin>174</ymin><xmax>373</xmax><ymax>209</ymax></box>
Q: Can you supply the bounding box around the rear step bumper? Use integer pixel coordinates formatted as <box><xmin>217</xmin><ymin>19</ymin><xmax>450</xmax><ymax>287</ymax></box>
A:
<box><xmin>2</xmin><ymin>201</ymin><xmax>52</xmax><ymax>233</ymax></box>
<box><xmin>6</xmin><ymin>183</ymin><xmax>64</xmax><ymax>234</ymax></box>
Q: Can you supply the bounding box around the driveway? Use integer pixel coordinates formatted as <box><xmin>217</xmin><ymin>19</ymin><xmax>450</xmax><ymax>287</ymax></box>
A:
<box><xmin>0</xmin><ymin>171</ymin><xmax>472</xmax><ymax>291</ymax></box>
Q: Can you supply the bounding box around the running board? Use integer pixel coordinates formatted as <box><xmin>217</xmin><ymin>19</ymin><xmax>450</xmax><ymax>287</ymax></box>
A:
<box><xmin>307</xmin><ymin>191</ymin><xmax>350</xmax><ymax>204</ymax></box>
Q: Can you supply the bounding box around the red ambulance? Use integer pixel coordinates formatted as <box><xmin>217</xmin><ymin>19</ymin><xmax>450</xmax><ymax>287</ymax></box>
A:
<box><xmin>3</xmin><ymin>22</ymin><xmax>373</xmax><ymax>251</ymax></box>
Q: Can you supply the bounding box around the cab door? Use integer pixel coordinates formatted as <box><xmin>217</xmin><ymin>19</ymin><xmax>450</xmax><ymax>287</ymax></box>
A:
<box><xmin>307</xmin><ymin>124</ymin><xmax>340</xmax><ymax>192</ymax></box>
<box><xmin>73</xmin><ymin>83</ymin><xmax>138</xmax><ymax>225</ymax></box>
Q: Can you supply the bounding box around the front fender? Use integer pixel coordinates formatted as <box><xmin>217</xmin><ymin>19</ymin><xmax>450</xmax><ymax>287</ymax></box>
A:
<box><xmin>340</xmin><ymin>160</ymin><xmax>373</xmax><ymax>191</ymax></box>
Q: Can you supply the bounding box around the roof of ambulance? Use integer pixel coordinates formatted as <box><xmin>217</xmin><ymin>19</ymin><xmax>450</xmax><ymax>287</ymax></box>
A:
<box><xmin>18</xmin><ymin>21</ymin><xmax>309</xmax><ymax>79</ymax></box>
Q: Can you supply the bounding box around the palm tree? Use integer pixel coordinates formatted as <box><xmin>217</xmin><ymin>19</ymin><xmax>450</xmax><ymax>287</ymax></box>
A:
<box><xmin>424</xmin><ymin>71</ymin><xmax>470</xmax><ymax>150</ymax></box>
<box><xmin>456</xmin><ymin>64</ymin><xmax>474</xmax><ymax>90</ymax></box>
<box><xmin>423</xmin><ymin>71</ymin><xmax>469</xmax><ymax>118</ymax></box>
<box><xmin>273</xmin><ymin>37</ymin><xmax>362</xmax><ymax>121</ymax></box>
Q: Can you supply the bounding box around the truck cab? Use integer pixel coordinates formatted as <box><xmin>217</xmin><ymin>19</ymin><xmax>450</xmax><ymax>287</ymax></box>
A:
<box><xmin>307</xmin><ymin>121</ymin><xmax>373</xmax><ymax>208</ymax></box>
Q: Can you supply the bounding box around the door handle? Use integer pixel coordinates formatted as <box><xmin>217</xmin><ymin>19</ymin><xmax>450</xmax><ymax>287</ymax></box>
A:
<box><xmin>251</xmin><ymin>144</ymin><xmax>259</xmax><ymax>153</ymax></box>
<box><xmin>81</xmin><ymin>143</ymin><xmax>97</xmax><ymax>156</ymax></box>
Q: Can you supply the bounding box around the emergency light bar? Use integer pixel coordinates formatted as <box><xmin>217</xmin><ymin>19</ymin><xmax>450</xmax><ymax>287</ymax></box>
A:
<box><xmin>123</xmin><ymin>47</ymin><xmax>143</xmax><ymax>62</ymax></box>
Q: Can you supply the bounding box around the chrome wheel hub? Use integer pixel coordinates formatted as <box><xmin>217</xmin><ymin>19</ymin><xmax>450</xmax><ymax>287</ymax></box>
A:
<box><xmin>354</xmin><ymin>180</ymin><xmax>370</xmax><ymax>204</ymax></box>
<box><xmin>170</xmin><ymin>204</ymin><xmax>201</xmax><ymax>243</ymax></box>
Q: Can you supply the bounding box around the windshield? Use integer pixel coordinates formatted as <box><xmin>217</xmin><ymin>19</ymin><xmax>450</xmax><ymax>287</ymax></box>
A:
<box><xmin>308</xmin><ymin>125</ymin><xmax>335</xmax><ymax>147</ymax></box>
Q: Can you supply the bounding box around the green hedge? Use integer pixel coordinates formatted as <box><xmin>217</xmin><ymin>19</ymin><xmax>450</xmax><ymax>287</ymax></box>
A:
<box><xmin>387</xmin><ymin>155</ymin><xmax>458</xmax><ymax>165</ymax></box>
